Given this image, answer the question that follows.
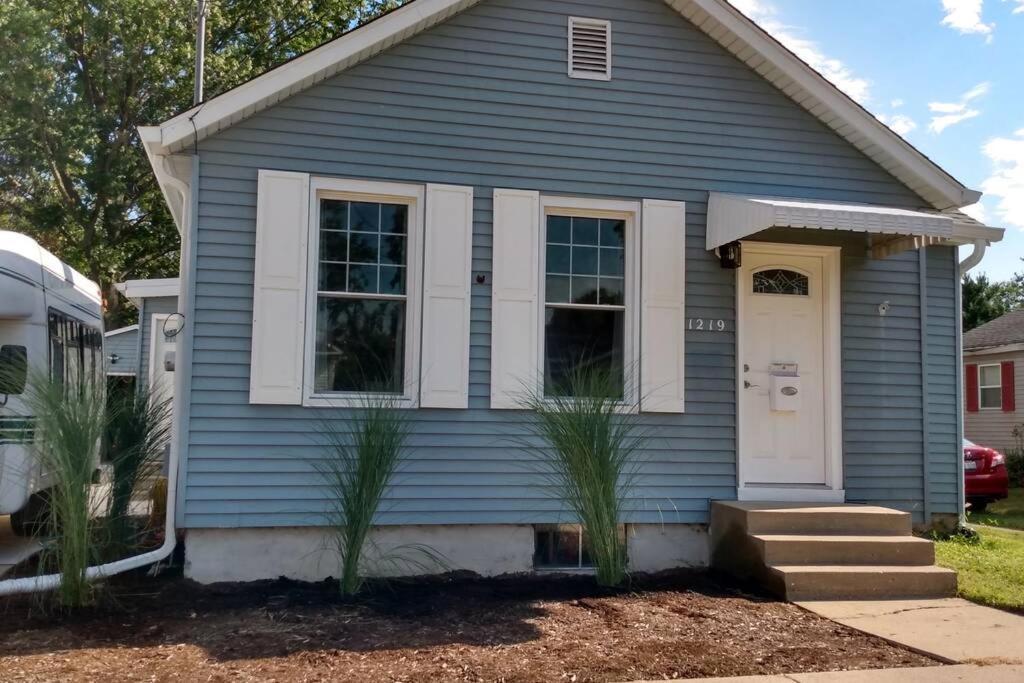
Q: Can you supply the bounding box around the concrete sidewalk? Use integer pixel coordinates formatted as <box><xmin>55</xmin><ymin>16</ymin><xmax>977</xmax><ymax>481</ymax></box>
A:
<box><xmin>797</xmin><ymin>598</ymin><xmax>1024</xmax><ymax>665</ymax></box>
<box><xmin>633</xmin><ymin>663</ymin><xmax>1024</xmax><ymax>682</ymax></box>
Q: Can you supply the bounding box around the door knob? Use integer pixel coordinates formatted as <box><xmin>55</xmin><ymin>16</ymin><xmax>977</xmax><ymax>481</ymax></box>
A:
<box><xmin>744</xmin><ymin>381</ymin><xmax>760</xmax><ymax>389</ymax></box>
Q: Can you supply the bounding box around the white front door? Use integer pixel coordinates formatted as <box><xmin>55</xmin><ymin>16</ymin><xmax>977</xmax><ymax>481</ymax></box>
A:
<box><xmin>149</xmin><ymin>314</ymin><xmax>175</xmax><ymax>403</ymax></box>
<box><xmin>738</xmin><ymin>243</ymin><xmax>841</xmax><ymax>496</ymax></box>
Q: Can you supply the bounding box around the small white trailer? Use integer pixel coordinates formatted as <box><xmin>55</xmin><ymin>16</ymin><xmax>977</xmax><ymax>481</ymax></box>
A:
<box><xmin>0</xmin><ymin>231</ymin><xmax>103</xmax><ymax>533</ymax></box>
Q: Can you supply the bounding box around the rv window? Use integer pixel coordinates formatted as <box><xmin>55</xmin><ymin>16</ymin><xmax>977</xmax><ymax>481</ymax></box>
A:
<box><xmin>47</xmin><ymin>309</ymin><xmax>102</xmax><ymax>389</ymax></box>
<box><xmin>0</xmin><ymin>345</ymin><xmax>28</xmax><ymax>395</ymax></box>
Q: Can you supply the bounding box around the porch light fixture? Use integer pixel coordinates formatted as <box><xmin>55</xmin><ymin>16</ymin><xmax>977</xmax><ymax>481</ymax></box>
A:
<box><xmin>718</xmin><ymin>241</ymin><xmax>741</xmax><ymax>269</ymax></box>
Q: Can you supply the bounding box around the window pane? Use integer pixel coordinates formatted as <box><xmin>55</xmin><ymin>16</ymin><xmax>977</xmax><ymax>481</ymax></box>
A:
<box><xmin>753</xmin><ymin>269</ymin><xmax>809</xmax><ymax>295</ymax></box>
<box><xmin>979</xmin><ymin>365</ymin><xmax>1001</xmax><ymax>386</ymax></box>
<box><xmin>599</xmin><ymin>247</ymin><xmax>624</xmax><ymax>276</ymax></box>
<box><xmin>380</xmin><ymin>234</ymin><xmax>406</xmax><ymax>266</ymax></box>
<box><xmin>379</xmin><ymin>266</ymin><xmax>406</xmax><ymax>295</ymax></box>
<box><xmin>314</xmin><ymin>298</ymin><xmax>405</xmax><ymax>393</ymax></box>
<box><xmin>599</xmin><ymin>219</ymin><xmax>625</xmax><ymax>248</ymax></box>
<box><xmin>319</xmin><ymin>230</ymin><xmax>348</xmax><ymax>262</ymax></box>
<box><xmin>571</xmin><ymin>246</ymin><xmax>598</xmax><ymax>275</ymax></box>
<box><xmin>546</xmin><ymin>275</ymin><xmax>570</xmax><ymax>304</ymax></box>
<box><xmin>349</xmin><ymin>232</ymin><xmax>379</xmax><ymax>264</ymax></box>
<box><xmin>980</xmin><ymin>387</ymin><xmax>1002</xmax><ymax>409</ymax></box>
<box><xmin>380</xmin><ymin>203</ymin><xmax>408</xmax><ymax>234</ymax></box>
<box><xmin>546</xmin><ymin>244</ymin><xmax>571</xmax><ymax>274</ymax></box>
<box><xmin>572</xmin><ymin>217</ymin><xmax>599</xmax><ymax>245</ymax></box>
<box><xmin>533</xmin><ymin>525</ymin><xmax>582</xmax><ymax>567</ymax></box>
<box><xmin>544</xmin><ymin>307</ymin><xmax>624</xmax><ymax>397</ymax></box>
<box><xmin>318</xmin><ymin>263</ymin><xmax>348</xmax><ymax>291</ymax></box>
<box><xmin>350</xmin><ymin>202</ymin><xmax>380</xmax><ymax>232</ymax></box>
<box><xmin>599</xmin><ymin>277</ymin><xmax>624</xmax><ymax>305</ymax></box>
<box><xmin>547</xmin><ymin>215</ymin><xmax>571</xmax><ymax>243</ymax></box>
<box><xmin>571</xmin><ymin>276</ymin><xmax>599</xmax><ymax>304</ymax></box>
<box><xmin>347</xmin><ymin>264</ymin><xmax>378</xmax><ymax>293</ymax></box>
<box><xmin>320</xmin><ymin>200</ymin><xmax>348</xmax><ymax>231</ymax></box>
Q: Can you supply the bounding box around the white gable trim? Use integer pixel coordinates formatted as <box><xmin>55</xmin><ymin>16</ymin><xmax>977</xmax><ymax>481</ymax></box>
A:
<box><xmin>105</xmin><ymin>324</ymin><xmax>140</xmax><ymax>338</ymax></box>
<box><xmin>146</xmin><ymin>0</ymin><xmax>979</xmax><ymax>212</ymax></box>
<box><xmin>116</xmin><ymin>278</ymin><xmax>181</xmax><ymax>302</ymax></box>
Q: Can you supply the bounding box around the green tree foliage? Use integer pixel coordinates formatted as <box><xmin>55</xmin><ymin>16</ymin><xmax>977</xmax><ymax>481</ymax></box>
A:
<box><xmin>962</xmin><ymin>268</ymin><xmax>1024</xmax><ymax>332</ymax></box>
<box><xmin>0</xmin><ymin>0</ymin><xmax>403</xmax><ymax>326</ymax></box>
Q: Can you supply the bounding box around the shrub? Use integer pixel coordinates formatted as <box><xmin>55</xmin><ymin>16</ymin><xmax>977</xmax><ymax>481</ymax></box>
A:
<box><xmin>518</xmin><ymin>366</ymin><xmax>642</xmax><ymax>587</ymax></box>
<box><xmin>315</xmin><ymin>396</ymin><xmax>421</xmax><ymax>596</ymax></box>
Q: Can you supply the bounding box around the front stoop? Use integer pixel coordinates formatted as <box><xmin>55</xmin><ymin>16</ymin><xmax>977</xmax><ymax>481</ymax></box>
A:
<box><xmin>710</xmin><ymin>501</ymin><xmax>956</xmax><ymax>601</ymax></box>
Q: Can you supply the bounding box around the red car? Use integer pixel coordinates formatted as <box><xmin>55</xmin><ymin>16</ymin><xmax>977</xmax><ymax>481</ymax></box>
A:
<box><xmin>964</xmin><ymin>438</ymin><xmax>1009</xmax><ymax>512</ymax></box>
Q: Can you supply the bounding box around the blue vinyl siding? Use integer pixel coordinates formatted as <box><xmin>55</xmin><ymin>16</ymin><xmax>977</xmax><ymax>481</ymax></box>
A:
<box><xmin>182</xmin><ymin>0</ymin><xmax>959</xmax><ymax>528</ymax></box>
<box><xmin>105</xmin><ymin>328</ymin><xmax>139</xmax><ymax>376</ymax></box>
<box><xmin>925</xmin><ymin>247</ymin><xmax>960</xmax><ymax>514</ymax></box>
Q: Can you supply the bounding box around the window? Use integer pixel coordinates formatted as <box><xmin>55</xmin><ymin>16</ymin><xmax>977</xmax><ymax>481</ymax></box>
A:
<box><xmin>979</xmin><ymin>363</ymin><xmax>1002</xmax><ymax>409</ymax></box>
<box><xmin>541</xmin><ymin>199</ymin><xmax>637</xmax><ymax>400</ymax></box>
<box><xmin>752</xmin><ymin>268</ymin><xmax>809</xmax><ymax>296</ymax></box>
<box><xmin>306</xmin><ymin>179</ymin><xmax>422</xmax><ymax>404</ymax></box>
<box><xmin>533</xmin><ymin>524</ymin><xmax>627</xmax><ymax>569</ymax></box>
<box><xmin>48</xmin><ymin>309</ymin><xmax>102</xmax><ymax>391</ymax></box>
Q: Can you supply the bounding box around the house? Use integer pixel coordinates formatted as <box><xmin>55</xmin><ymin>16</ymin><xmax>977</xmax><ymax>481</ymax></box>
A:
<box><xmin>107</xmin><ymin>278</ymin><xmax>181</xmax><ymax>401</ymax></box>
<box><xmin>964</xmin><ymin>310</ymin><xmax>1022</xmax><ymax>453</ymax></box>
<box><xmin>137</xmin><ymin>0</ymin><xmax>1004</xmax><ymax>586</ymax></box>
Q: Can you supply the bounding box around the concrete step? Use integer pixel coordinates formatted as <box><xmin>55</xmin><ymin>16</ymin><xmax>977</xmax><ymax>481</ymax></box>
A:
<box><xmin>753</xmin><ymin>534</ymin><xmax>935</xmax><ymax>566</ymax></box>
<box><xmin>770</xmin><ymin>564</ymin><xmax>957</xmax><ymax>601</ymax></box>
<box><xmin>739</xmin><ymin>505</ymin><xmax>913</xmax><ymax>536</ymax></box>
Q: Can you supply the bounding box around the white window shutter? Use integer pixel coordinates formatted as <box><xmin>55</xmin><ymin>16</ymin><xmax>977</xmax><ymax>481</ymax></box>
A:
<box><xmin>641</xmin><ymin>199</ymin><xmax>686</xmax><ymax>413</ymax></box>
<box><xmin>490</xmin><ymin>189</ymin><xmax>540</xmax><ymax>409</ymax></box>
<box><xmin>249</xmin><ymin>169</ymin><xmax>310</xmax><ymax>405</ymax></box>
<box><xmin>421</xmin><ymin>184</ymin><xmax>474</xmax><ymax>409</ymax></box>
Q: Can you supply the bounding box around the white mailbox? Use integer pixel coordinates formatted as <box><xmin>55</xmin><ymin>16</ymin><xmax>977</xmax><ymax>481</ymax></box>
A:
<box><xmin>769</xmin><ymin>362</ymin><xmax>800</xmax><ymax>412</ymax></box>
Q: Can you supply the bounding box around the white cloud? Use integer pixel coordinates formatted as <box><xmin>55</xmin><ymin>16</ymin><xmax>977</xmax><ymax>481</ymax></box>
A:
<box><xmin>877</xmin><ymin>113</ymin><xmax>918</xmax><ymax>136</ymax></box>
<box><xmin>961</xmin><ymin>202</ymin><xmax>988</xmax><ymax>222</ymax></box>
<box><xmin>729</xmin><ymin>0</ymin><xmax>871</xmax><ymax>103</ymax></box>
<box><xmin>979</xmin><ymin>129</ymin><xmax>1024</xmax><ymax>229</ymax></box>
<box><xmin>891</xmin><ymin>99</ymin><xmax>905</xmax><ymax>108</ymax></box>
<box><xmin>927</xmin><ymin>82</ymin><xmax>990</xmax><ymax>133</ymax></box>
<box><xmin>1008</xmin><ymin>0</ymin><xmax>1024</xmax><ymax>14</ymax></box>
<box><xmin>940</xmin><ymin>0</ymin><xmax>995</xmax><ymax>40</ymax></box>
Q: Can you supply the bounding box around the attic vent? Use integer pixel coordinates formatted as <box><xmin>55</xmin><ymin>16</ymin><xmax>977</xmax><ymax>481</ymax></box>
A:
<box><xmin>568</xmin><ymin>17</ymin><xmax>611</xmax><ymax>80</ymax></box>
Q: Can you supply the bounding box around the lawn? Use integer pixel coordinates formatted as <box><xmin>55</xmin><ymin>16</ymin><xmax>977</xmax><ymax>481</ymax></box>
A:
<box><xmin>935</xmin><ymin>526</ymin><xmax>1024</xmax><ymax>612</ymax></box>
<box><xmin>968</xmin><ymin>488</ymin><xmax>1024</xmax><ymax>530</ymax></box>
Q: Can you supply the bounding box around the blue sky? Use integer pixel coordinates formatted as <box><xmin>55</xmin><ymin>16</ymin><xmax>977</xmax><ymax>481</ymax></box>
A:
<box><xmin>731</xmin><ymin>0</ymin><xmax>1024</xmax><ymax>281</ymax></box>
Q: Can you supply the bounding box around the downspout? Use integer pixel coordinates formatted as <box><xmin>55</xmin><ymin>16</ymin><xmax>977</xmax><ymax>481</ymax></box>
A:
<box><xmin>958</xmin><ymin>238</ymin><xmax>987</xmax><ymax>277</ymax></box>
<box><xmin>919</xmin><ymin>249</ymin><xmax>931</xmax><ymax>526</ymax></box>
<box><xmin>955</xmin><ymin>238</ymin><xmax>987</xmax><ymax>526</ymax></box>
<box><xmin>0</xmin><ymin>157</ymin><xmax>191</xmax><ymax>597</ymax></box>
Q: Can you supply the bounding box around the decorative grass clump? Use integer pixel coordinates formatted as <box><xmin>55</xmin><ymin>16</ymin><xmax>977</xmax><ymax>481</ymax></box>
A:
<box><xmin>519</xmin><ymin>367</ymin><xmax>643</xmax><ymax>587</ymax></box>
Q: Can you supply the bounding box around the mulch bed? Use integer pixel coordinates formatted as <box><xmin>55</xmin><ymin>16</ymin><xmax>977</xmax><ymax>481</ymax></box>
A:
<box><xmin>0</xmin><ymin>569</ymin><xmax>938</xmax><ymax>682</ymax></box>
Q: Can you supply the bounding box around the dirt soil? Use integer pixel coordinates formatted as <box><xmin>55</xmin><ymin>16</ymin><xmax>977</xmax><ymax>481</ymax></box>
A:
<box><xmin>0</xmin><ymin>570</ymin><xmax>937</xmax><ymax>682</ymax></box>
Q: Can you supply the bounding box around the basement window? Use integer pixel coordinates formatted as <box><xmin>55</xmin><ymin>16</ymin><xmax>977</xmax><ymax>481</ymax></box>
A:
<box><xmin>568</xmin><ymin>17</ymin><xmax>612</xmax><ymax>81</ymax></box>
<box><xmin>533</xmin><ymin>524</ymin><xmax>627</xmax><ymax>569</ymax></box>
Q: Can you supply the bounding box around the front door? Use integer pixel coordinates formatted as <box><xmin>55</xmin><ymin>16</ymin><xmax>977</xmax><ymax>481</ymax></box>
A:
<box><xmin>739</xmin><ymin>245</ymin><xmax>834</xmax><ymax>488</ymax></box>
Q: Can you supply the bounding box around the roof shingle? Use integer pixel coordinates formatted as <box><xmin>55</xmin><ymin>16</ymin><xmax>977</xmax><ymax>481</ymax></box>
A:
<box><xmin>964</xmin><ymin>310</ymin><xmax>1024</xmax><ymax>351</ymax></box>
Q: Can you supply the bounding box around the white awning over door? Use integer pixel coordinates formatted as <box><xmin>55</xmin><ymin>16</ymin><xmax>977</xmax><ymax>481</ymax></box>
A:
<box><xmin>706</xmin><ymin>193</ymin><xmax>1000</xmax><ymax>258</ymax></box>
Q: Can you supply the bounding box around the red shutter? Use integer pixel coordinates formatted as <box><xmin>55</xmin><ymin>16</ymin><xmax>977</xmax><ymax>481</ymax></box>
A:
<box><xmin>1002</xmin><ymin>361</ymin><xmax>1016</xmax><ymax>413</ymax></box>
<box><xmin>966</xmin><ymin>364</ymin><xmax>979</xmax><ymax>413</ymax></box>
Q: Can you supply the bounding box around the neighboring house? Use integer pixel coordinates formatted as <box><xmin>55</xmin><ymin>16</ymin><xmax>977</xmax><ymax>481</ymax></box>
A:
<box><xmin>104</xmin><ymin>324</ymin><xmax>139</xmax><ymax>380</ymax></box>
<box><xmin>112</xmin><ymin>278</ymin><xmax>181</xmax><ymax>401</ymax></box>
<box><xmin>964</xmin><ymin>310</ymin><xmax>1023</xmax><ymax>453</ymax></box>
<box><xmin>138</xmin><ymin>0</ymin><xmax>1004</xmax><ymax>584</ymax></box>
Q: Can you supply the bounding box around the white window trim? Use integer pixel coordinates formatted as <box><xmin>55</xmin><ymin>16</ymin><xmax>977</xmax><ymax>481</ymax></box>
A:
<box><xmin>537</xmin><ymin>195</ymin><xmax>641</xmax><ymax>410</ymax></box>
<box><xmin>302</xmin><ymin>177</ymin><xmax>425</xmax><ymax>408</ymax></box>
<box><xmin>567</xmin><ymin>16</ymin><xmax>612</xmax><ymax>81</ymax></box>
<box><xmin>978</xmin><ymin>362</ymin><xmax>1002</xmax><ymax>410</ymax></box>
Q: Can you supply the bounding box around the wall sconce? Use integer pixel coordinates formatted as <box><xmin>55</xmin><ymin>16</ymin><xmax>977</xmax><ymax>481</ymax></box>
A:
<box><xmin>718</xmin><ymin>241</ymin><xmax>742</xmax><ymax>269</ymax></box>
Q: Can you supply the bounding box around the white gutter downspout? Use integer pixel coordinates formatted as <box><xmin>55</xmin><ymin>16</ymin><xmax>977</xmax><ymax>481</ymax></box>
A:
<box><xmin>958</xmin><ymin>238</ymin><xmax>988</xmax><ymax>277</ymax></box>
<box><xmin>0</xmin><ymin>158</ymin><xmax>190</xmax><ymax>597</ymax></box>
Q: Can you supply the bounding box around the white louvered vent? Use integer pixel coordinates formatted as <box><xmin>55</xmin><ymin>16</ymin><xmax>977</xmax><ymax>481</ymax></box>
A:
<box><xmin>568</xmin><ymin>16</ymin><xmax>611</xmax><ymax>80</ymax></box>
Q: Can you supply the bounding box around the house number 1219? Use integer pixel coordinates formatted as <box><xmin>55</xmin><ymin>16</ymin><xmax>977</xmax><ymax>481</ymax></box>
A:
<box><xmin>687</xmin><ymin>318</ymin><xmax>727</xmax><ymax>332</ymax></box>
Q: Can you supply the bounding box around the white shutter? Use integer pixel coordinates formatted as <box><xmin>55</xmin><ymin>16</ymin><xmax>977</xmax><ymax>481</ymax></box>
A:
<box><xmin>490</xmin><ymin>189</ymin><xmax>540</xmax><ymax>409</ymax></box>
<box><xmin>641</xmin><ymin>199</ymin><xmax>686</xmax><ymax>413</ymax></box>
<box><xmin>421</xmin><ymin>184</ymin><xmax>474</xmax><ymax>409</ymax></box>
<box><xmin>249</xmin><ymin>169</ymin><xmax>310</xmax><ymax>405</ymax></box>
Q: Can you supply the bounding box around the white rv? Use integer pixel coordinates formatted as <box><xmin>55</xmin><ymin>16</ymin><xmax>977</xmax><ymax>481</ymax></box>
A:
<box><xmin>0</xmin><ymin>231</ymin><xmax>104</xmax><ymax>532</ymax></box>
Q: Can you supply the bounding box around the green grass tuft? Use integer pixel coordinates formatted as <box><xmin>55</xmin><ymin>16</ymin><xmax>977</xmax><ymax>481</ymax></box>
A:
<box><xmin>935</xmin><ymin>526</ymin><xmax>1024</xmax><ymax>612</ymax></box>
<box><xmin>968</xmin><ymin>488</ymin><xmax>1024</xmax><ymax>531</ymax></box>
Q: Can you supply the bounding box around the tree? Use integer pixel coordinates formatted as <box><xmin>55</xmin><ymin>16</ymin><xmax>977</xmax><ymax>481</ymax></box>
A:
<box><xmin>962</xmin><ymin>271</ymin><xmax>1023</xmax><ymax>332</ymax></box>
<box><xmin>0</xmin><ymin>0</ymin><xmax>403</xmax><ymax>327</ymax></box>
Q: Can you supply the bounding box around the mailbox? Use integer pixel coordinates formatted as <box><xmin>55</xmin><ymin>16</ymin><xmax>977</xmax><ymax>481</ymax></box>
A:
<box><xmin>769</xmin><ymin>362</ymin><xmax>800</xmax><ymax>412</ymax></box>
